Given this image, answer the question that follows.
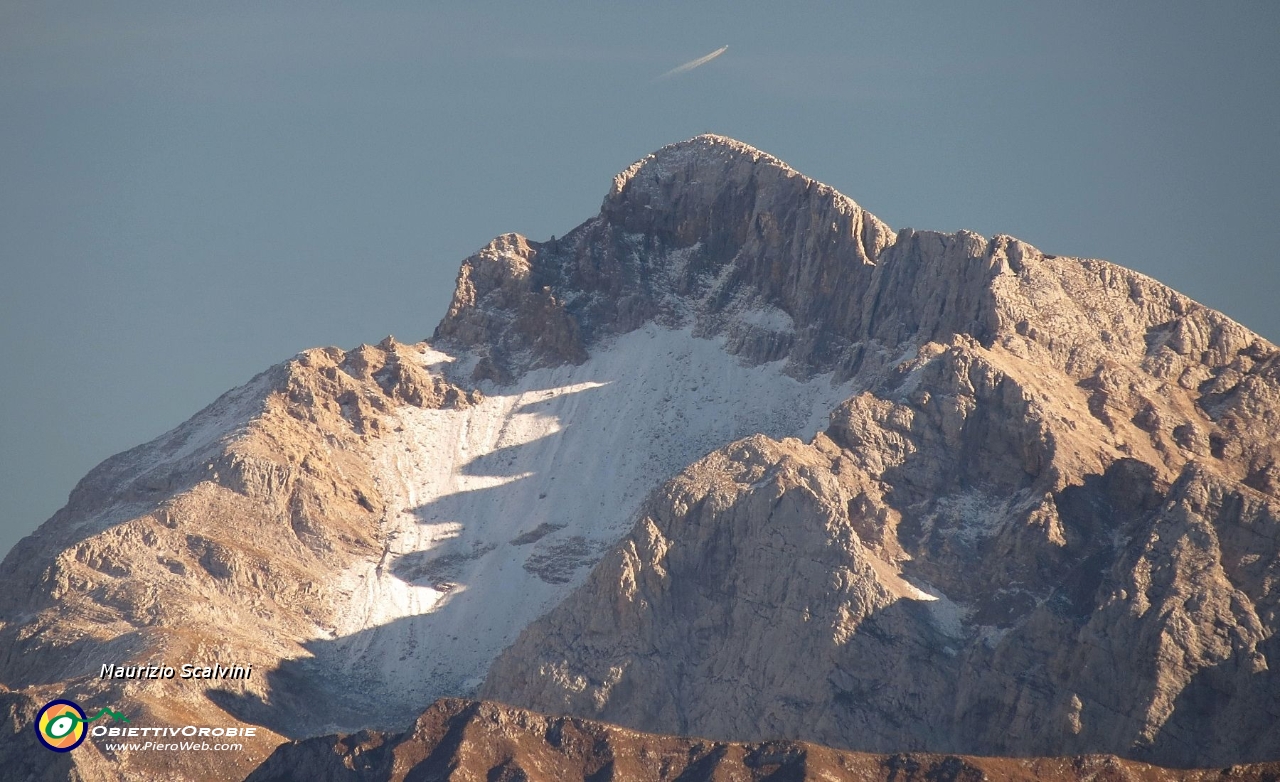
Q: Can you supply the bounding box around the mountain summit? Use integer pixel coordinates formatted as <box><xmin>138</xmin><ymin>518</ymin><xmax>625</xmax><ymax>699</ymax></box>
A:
<box><xmin>2</xmin><ymin>136</ymin><xmax>1278</xmax><ymax>780</ymax></box>
<box><xmin>435</xmin><ymin>134</ymin><xmax>949</xmax><ymax>381</ymax></box>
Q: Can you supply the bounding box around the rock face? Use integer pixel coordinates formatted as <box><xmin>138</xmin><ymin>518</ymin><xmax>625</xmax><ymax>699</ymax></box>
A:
<box><xmin>247</xmin><ymin>698</ymin><xmax>1280</xmax><ymax>782</ymax></box>
<box><xmin>3</xmin><ymin>134</ymin><xmax>1279</xmax><ymax>779</ymax></box>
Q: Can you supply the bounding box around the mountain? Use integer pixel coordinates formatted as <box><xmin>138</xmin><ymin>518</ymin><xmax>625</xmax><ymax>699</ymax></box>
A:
<box><xmin>1</xmin><ymin>135</ymin><xmax>1277</xmax><ymax>780</ymax></box>
<box><xmin>481</xmin><ymin>138</ymin><xmax>1280</xmax><ymax>767</ymax></box>
<box><xmin>246</xmin><ymin>698</ymin><xmax>1280</xmax><ymax>782</ymax></box>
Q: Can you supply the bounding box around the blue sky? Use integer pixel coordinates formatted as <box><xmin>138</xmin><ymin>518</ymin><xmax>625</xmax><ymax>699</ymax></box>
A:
<box><xmin>2</xmin><ymin>1</ymin><xmax>1278</xmax><ymax>555</ymax></box>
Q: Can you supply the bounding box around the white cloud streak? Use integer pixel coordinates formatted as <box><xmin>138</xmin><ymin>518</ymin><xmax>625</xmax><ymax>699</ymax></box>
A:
<box><xmin>657</xmin><ymin>45</ymin><xmax>728</xmax><ymax>80</ymax></box>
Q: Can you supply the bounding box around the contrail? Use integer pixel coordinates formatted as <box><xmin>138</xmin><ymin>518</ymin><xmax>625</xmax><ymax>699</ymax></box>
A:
<box><xmin>658</xmin><ymin>45</ymin><xmax>728</xmax><ymax>80</ymax></box>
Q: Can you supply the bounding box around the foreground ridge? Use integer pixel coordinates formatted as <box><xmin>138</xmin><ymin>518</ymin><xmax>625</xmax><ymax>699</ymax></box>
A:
<box><xmin>248</xmin><ymin>698</ymin><xmax>1280</xmax><ymax>782</ymax></box>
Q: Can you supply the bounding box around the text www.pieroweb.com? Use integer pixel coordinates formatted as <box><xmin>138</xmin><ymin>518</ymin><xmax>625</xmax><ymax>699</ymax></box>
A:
<box><xmin>101</xmin><ymin>740</ymin><xmax>243</xmax><ymax>751</ymax></box>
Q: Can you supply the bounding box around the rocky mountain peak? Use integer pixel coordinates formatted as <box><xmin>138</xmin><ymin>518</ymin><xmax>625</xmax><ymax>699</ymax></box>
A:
<box><xmin>434</xmin><ymin>135</ymin><xmax>910</xmax><ymax>381</ymax></box>
<box><xmin>603</xmin><ymin>133</ymin><xmax>818</xmax><ymax>219</ymax></box>
<box><xmin>5</xmin><ymin>135</ymin><xmax>1280</xmax><ymax>780</ymax></box>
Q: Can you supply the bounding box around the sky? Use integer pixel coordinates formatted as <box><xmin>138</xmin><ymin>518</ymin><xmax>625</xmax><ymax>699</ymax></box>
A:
<box><xmin>2</xmin><ymin>1</ymin><xmax>1278</xmax><ymax>557</ymax></box>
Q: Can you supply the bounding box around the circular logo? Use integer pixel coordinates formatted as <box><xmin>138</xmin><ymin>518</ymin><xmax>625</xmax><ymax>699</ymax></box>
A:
<box><xmin>35</xmin><ymin>700</ymin><xmax>87</xmax><ymax>752</ymax></box>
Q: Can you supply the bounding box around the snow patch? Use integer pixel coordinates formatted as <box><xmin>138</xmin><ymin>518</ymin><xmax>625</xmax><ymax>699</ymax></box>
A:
<box><xmin>865</xmin><ymin>556</ymin><xmax>968</xmax><ymax>640</ymax></box>
<box><xmin>901</xmin><ymin>576</ymin><xmax>968</xmax><ymax>639</ymax></box>
<box><xmin>324</xmin><ymin>324</ymin><xmax>855</xmax><ymax>722</ymax></box>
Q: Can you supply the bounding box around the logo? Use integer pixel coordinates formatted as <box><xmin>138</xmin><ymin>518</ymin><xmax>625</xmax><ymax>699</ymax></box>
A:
<box><xmin>34</xmin><ymin>699</ymin><xmax>128</xmax><ymax>752</ymax></box>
